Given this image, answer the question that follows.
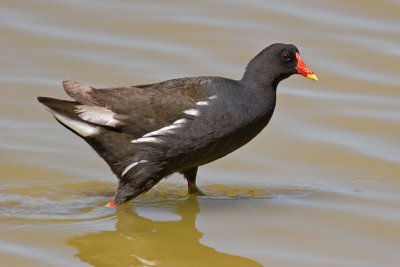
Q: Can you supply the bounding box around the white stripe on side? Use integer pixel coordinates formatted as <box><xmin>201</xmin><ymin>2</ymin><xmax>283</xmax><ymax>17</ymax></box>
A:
<box><xmin>121</xmin><ymin>160</ymin><xmax>148</xmax><ymax>177</ymax></box>
<box><xmin>196</xmin><ymin>101</ymin><xmax>209</xmax><ymax>106</ymax></box>
<box><xmin>173</xmin><ymin>118</ymin><xmax>187</xmax><ymax>125</ymax></box>
<box><xmin>143</xmin><ymin>124</ymin><xmax>181</xmax><ymax>137</ymax></box>
<box><xmin>183</xmin><ymin>109</ymin><xmax>200</xmax><ymax>116</ymax></box>
<box><xmin>131</xmin><ymin>137</ymin><xmax>161</xmax><ymax>144</ymax></box>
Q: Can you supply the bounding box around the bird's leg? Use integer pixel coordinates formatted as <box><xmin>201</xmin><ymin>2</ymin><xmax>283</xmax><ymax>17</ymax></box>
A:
<box><xmin>182</xmin><ymin>167</ymin><xmax>204</xmax><ymax>196</ymax></box>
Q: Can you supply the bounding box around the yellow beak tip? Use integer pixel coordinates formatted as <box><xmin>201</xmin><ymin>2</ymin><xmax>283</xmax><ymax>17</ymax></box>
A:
<box><xmin>306</xmin><ymin>74</ymin><xmax>318</xmax><ymax>81</ymax></box>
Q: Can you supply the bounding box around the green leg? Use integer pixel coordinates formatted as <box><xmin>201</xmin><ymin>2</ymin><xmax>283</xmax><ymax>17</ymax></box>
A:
<box><xmin>182</xmin><ymin>167</ymin><xmax>205</xmax><ymax>196</ymax></box>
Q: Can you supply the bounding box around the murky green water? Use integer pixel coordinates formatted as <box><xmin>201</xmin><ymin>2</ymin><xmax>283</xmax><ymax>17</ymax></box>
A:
<box><xmin>1</xmin><ymin>1</ymin><xmax>400</xmax><ymax>266</ymax></box>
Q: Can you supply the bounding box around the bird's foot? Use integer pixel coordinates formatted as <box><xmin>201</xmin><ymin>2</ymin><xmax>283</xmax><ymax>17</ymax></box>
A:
<box><xmin>188</xmin><ymin>184</ymin><xmax>205</xmax><ymax>196</ymax></box>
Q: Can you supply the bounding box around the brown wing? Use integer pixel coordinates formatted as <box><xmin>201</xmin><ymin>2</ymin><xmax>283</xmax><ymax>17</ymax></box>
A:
<box><xmin>62</xmin><ymin>78</ymin><xmax>213</xmax><ymax>138</ymax></box>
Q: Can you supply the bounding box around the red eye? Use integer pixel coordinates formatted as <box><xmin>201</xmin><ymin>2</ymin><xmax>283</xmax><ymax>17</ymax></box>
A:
<box><xmin>282</xmin><ymin>53</ymin><xmax>291</xmax><ymax>61</ymax></box>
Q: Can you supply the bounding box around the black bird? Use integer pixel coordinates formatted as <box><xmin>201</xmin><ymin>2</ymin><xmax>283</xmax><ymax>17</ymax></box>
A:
<box><xmin>38</xmin><ymin>43</ymin><xmax>317</xmax><ymax>206</ymax></box>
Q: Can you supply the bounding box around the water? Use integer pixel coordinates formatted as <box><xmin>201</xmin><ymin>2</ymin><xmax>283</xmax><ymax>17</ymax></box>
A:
<box><xmin>1</xmin><ymin>1</ymin><xmax>400</xmax><ymax>266</ymax></box>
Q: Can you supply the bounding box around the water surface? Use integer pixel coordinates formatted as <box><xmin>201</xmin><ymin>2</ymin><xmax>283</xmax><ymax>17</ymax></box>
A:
<box><xmin>1</xmin><ymin>1</ymin><xmax>399</xmax><ymax>266</ymax></box>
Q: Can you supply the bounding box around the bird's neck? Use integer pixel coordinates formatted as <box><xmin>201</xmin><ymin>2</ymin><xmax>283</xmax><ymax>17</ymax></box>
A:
<box><xmin>241</xmin><ymin>71</ymin><xmax>279</xmax><ymax>92</ymax></box>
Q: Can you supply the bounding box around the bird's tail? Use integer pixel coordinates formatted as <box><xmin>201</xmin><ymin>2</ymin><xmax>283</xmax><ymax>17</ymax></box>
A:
<box><xmin>37</xmin><ymin>97</ymin><xmax>101</xmax><ymax>137</ymax></box>
<box><xmin>38</xmin><ymin>96</ymin><xmax>164</xmax><ymax>204</ymax></box>
<box><xmin>37</xmin><ymin>96</ymin><xmax>133</xmax><ymax>177</ymax></box>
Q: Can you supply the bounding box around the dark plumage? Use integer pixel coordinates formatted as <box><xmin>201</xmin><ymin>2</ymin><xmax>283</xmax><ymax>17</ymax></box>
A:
<box><xmin>38</xmin><ymin>43</ymin><xmax>317</xmax><ymax>206</ymax></box>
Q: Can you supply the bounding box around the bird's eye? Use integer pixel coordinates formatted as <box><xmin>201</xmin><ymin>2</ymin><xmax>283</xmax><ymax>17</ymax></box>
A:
<box><xmin>282</xmin><ymin>53</ymin><xmax>291</xmax><ymax>62</ymax></box>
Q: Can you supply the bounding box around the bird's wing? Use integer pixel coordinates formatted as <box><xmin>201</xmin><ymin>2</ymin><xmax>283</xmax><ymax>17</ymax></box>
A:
<box><xmin>61</xmin><ymin>78</ymin><xmax>214</xmax><ymax>138</ymax></box>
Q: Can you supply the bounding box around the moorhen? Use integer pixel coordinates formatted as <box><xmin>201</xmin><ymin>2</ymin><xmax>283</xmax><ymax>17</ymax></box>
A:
<box><xmin>38</xmin><ymin>43</ymin><xmax>317</xmax><ymax>206</ymax></box>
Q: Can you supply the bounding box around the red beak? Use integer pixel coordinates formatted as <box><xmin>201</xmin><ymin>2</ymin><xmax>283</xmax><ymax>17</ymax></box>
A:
<box><xmin>295</xmin><ymin>52</ymin><xmax>318</xmax><ymax>80</ymax></box>
<box><xmin>105</xmin><ymin>200</ymin><xmax>117</xmax><ymax>207</ymax></box>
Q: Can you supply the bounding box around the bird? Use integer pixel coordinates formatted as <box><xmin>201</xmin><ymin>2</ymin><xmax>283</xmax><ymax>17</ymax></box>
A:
<box><xmin>37</xmin><ymin>43</ymin><xmax>317</xmax><ymax>206</ymax></box>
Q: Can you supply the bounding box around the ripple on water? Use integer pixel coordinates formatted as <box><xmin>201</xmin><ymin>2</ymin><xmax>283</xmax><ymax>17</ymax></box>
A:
<box><xmin>0</xmin><ymin>181</ymin><xmax>116</xmax><ymax>221</ymax></box>
<box><xmin>0</xmin><ymin>181</ymin><xmax>321</xmax><ymax>221</ymax></box>
<box><xmin>133</xmin><ymin>183</ymin><xmax>321</xmax><ymax>204</ymax></box>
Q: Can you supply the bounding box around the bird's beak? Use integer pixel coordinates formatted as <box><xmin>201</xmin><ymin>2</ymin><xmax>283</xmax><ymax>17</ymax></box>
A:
<box><xmin>105</xmin><ymin>200</ymin><xmax>117</xmax><ymax>207</ymax></box>
<box><xmin>295</xmin><ymin>52</ymin><xmax>318</xmax><ymax>81</ymax></box>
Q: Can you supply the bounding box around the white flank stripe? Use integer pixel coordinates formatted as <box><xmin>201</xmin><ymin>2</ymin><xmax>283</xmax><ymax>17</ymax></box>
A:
<box><xmin>121</xmin><ymin>162</ymin><xmax>139</xmax><ymax>176</ymax></box>
<box><xmin>196</xmin><ymin>101</ymin><xmax>209</xmax><ymax>106</ymax></box>
<box><xmin>183</xmin><ymin>109</ymin><xmax>200</xmax><ymax>116</ymax></box>
<box><xmin>121</xmin><ymin>160</ymin><xmax>149</xmax><ymax>177</ymax></box>
<box><xmin>208</xmin><ymin>95</ymin><xmax>217</xmax><ymax>100</ymax></box>
<box><xmin>173</xmin><ymin>119</ymin><xmax>187</xmax><ymax>125</ymax></box>
<box><xmin>143</xmin><ymin>124</ymin><xmax>181</xmax><ymax>137</ymax></box>
<box><xmin>50</xmin><ymin>110</ymin><xmax>99</xmax><ymax>137</ymax></box>
<box><xmin>131</xmin><ymin>137</ymin><xmax>161</xmax><ymax>143</ymax></box>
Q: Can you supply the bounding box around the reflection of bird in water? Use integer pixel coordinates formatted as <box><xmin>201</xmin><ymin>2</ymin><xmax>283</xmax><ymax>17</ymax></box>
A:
<box><xmin>67</xmin><ymin>197</ymin><xmax>262</xmax><ymax>267</ymax></box>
